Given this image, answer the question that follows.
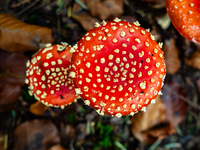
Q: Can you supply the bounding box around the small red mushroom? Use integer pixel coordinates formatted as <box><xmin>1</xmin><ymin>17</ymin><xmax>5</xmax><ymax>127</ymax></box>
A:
<box><xmin>26</xmin><ymin>43</ymin><xmax>78</xmax><ymax>109</ymax></box>
<box><xmin>70</xmin><ymin>18</ymin><xmax>166</xmax><ymax>117</ymax></box>
<box><xmin>165</xmin><ymin>0</ymin><xmax>200</xmax><ymax>43</ymax></box>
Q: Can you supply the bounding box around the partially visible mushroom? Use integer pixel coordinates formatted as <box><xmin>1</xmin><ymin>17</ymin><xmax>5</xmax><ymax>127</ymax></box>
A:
<box><xmin>26</xmin><ymin>43</ymin><xmax>77</xmax><ymax>108</ymax></box>
<box><xmin>165</xmin><ymin>0</ymin><xmax>200</xmax><ymax>43</ymax></box>
<box><xmin>70</xmin><ymin>18</ymin><xmax>166</xmax><ymax>117</ymax></box>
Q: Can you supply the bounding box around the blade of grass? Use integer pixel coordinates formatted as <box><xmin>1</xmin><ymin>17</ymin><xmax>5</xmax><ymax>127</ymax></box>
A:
<box><xmin>164</xmin><ymin>143</ymin><xmax>182</xmax><ymax>149</ymax></box>
<box><xmin>4</xmin><ymin>134</ymin><xmax>8</xmax><ymax>150</ymax></box>
<box><xmin>114</xmin><ymin>140</ymin><xmax>127</xmax><ymax>150</ymax></box>
<box><xmin>74</xmin><ymin>0</ymin><xmax>88</xmax><ymax>10</ymax></box>
<box><xmin>149</xmin><ymin>140</ymin><xmax>162</xmax><ymax>150</ymax></box>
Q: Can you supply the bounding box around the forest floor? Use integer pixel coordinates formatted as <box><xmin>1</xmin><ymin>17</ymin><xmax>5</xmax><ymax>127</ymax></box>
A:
<box><xmin>0</xmin><ymin>0</ymin><xmax>200</xmax><ymax>150</ymax></box>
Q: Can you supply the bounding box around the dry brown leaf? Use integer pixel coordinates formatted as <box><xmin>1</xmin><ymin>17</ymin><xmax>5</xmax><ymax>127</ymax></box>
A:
<box><xmin>185</xmin><ymin>50</ymin><xmax>200</xmax><ymax>69</ymax></box>
<box><xmin>13</xmin><ymin>119</ymin><xmax>60</xmax><ymax>150</ymax></box>
<box><xmin>141</xmin><ymin>125</ymin><xmax>175</xmax><ymax>144</ymax></box>
<box><xmin>162</xmin><ymin>78</ymin><xmax>189</xmax><ymax>128</ymax></box>
<box><xmin>72</xmin><ymin>0</ymin><xmax>86</xmax><ymax>13</ymax></box>
<box><xmin>85</xmin><ymin>0</ymin><xmax>124</xmax><ymax>20</ymax></box>
<box><xmin>48</xmin><ymin>145</ymin><xmax>69</xmax><ymax>150</ymax></box>
<box><xmin>0</xmin><ymin>50</ymin><xmax>27</xmax><ymax>84</ymax></box>
<box><xmin>131</xmin><ymin>95</ymin><xmax>171</xmax><ymax>144</ymax></box>
<box><xmin>0</xmin><ymin>84</ymin><xmax>22</xmax><ymax>111</ymax></box>
<box><xmin>29</xmin><ymin>101</ymin><xmax>48</xmax><ymax>116</ymax></box>
<box><xmin>72</xmin><ymin>12</ymin><xmax>100</xmax><ymax>31</ymax></box>
<box><xmin>132</xmin><ymin>79</ymin><xmax>188</xmax><ymax>144</ymax></box>
<box><xmin>0</xmin><ymin>14</ymin><xmax>55</xmax><ymax>53</ymax></box>
<box><xmin>163</xmin><ymin>38</ymin><xmax>181</xmax><ymax>74</ymax></box>
<box><xmin>0</xmin><ymin>50</ymin><xmax>28</xmax><ymax>111</ymax></box>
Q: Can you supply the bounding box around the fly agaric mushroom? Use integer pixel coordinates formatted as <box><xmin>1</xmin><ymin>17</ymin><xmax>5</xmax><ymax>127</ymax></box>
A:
<box><xmin>165</xmin><ymin>0</ymin><xmax>200</xmax><ymax>43</ymax></box>
<box><xmin>70</xmin><ymin>18</ymin><xmax>166</xmax><ymax>117</ymax></box>
<box><xmin>25</xmin><ymin>43</ymin><xmax>77</xmax><ymax>109</ymax></box>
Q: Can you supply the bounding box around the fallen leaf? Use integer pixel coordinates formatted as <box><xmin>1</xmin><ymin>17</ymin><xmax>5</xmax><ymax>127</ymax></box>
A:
<box><xmin>185</xmin><ymin>50</ymin><xmax>200</xmax><ymax>69</ymax></box>
<box><xmin>0</xmin><ymin>14</ymin><xmax>55</xmax><ymax>53</ymax></box>
<box><xmin>162</xmin><ymin>78</ymin><xmax>189</xmax><ymax>128</ymax></box>
<box><xmin>0</xmin><ymin>84</ymin><xmax>22</xmax><ymax>111</ymax></box>
<box><xmin>163</xmin><ymin>38</ymin><xmax>181</xmax><ymax>74</ymax></box>
<box><xmin>72</xmin><ymin>12</ymin><xmax>100</xmax><ymax>31</ymax></box>
<box><xmin>72</xmin><ymin>0</ymin><xmax>87</xmax><ymax>13</ymax></box>
<box><xmin>48</xmin><ymin>145</ymin><xmax>69</xmax><ymax>150</ymax></box>
<box><xmin>131</xmin><ymin>78</ymin><xmax>188</xmax><ymax>144</ymax></box>
<box><xmin>0</xmin><ymin>50</ymin><xmax>28</xmax><ymax>111</ymax></box>
<box><xmin>141</xmin><ymin>125</ymin><xmax>175</xmax><ymax>144</ymax></box>
<box><xmin>29</xmin><ymin>101</ymin><xmax>48</xmax><ymax>116</ymax></box>
<box><xmin>131</xmin><ymin>95</ymin><xmax>170</xmax><ymax>144</ymax></box>
<box><xmin>13</xmin><ymin>119</ymin><xmax>60</xmax><ymax>150</ymax></box>
<box><xmin>85</xmin><ymin>0</ymin><xmax>124</xmax><ymax>20</ymax></box>
<box><xmin>0</xmin><ymin>50</ymin><xmax>27</xmax><ymax>84</ymax></box>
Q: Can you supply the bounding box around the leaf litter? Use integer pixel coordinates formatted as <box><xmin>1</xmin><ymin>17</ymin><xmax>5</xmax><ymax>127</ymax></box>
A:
<box><xmin>0</xmin><ymin>0</ymin><xmax>200</xmax><ymax>149</ymax></box>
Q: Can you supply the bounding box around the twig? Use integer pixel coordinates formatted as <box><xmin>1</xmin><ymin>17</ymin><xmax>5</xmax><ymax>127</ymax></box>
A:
<box><xmin>28</xmin><ymin>0</ymin><xmax>52</xmax><ymax>14</ymax></box>
<box><xmin>0</xmin><ymin>72</ymin><xmax>6</xmax><ymax>78</ymax></box>
<box><xmin>0</xmin><ymin>70</ymin><xmax>25</xmax><ymax>79</ymax></box>
<box><xmin>5</xmin><ymin>70</ymin><xmax>26</xmax><ymax>79</ymax></box>
<box><xmin>17</xmin><ymin>0</ymin><xmax>40</xmax><ymax>16</ymax></box>
<box><xmin>11</xmin><ymin>0</ymin><xmax>31</xmax><ymax>8</ymax></box>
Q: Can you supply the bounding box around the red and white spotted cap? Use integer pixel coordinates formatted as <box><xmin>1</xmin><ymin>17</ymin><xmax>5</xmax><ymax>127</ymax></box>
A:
<box><xmin>70</xmin><ymin>18</ymin><xmax>166</xmax><ymax>117</ymax></box>
<box><xmin>165</xmin><ymin>0</ymin><xmax>200</xmax><ymax>43</ymax></box>
<box><xmin>26</xmin><ymin>43</ymin><xmax>78</xmax><ymax>108</ymax></box>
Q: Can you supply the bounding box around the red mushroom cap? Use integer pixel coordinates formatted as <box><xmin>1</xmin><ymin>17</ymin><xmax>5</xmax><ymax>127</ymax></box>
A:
<box><xmin>26</xmin><ymin>43</ymin><xmax>78</xmax><ymax>108</ymax></box>
<box><xmin>165</xmin><ymin>0</ymin><xmax>200</xmax><ymax>43</ymax></box>
<box><xmin>70</xmin><ymin>18</ymin><xmax>166</xmax><ymax>117</ymax></box>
